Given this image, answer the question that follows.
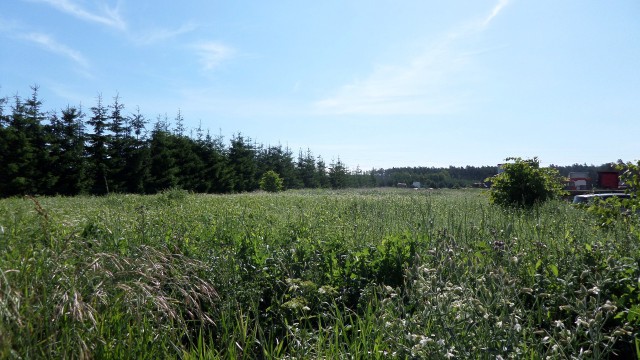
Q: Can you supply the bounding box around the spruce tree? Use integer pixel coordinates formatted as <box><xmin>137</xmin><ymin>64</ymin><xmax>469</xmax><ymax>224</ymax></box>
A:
<box><xmin>2</xmin><ymin>96</ymin><xmax>29</xmax><ymax>195</ymax></box>
<box><xmin>107</xmin><ymin>94</ymin><xmax>128</xmax><ymax>193</ymax></box>
<box><xmin>52</xmin><ymin>106</ymin><xmax>88</xmax><ymax>195</ymax></box>
<box><xmin>198</xmin><ymin>131</ymin><xmax>234</xmax><ymax>193</ymax></box>
<box><xmin>173</xmin><ymin>134</ymin><xmax>205</xmax><ymax>192</ymax></box>
<box><xmin>228</xmin><ymin>134</ymin><xmax>257</xmax><ymax>192</ymax></box>
<box><xmin>122</xmin><ymin>107</ymin><xmax>150</xmax><ymax>193</ymax></box>
<box><xmin>86</xmin><ymin>94</ymin><xmax>111</xmax><ymax>194</ymax></box>
<box><xmin>146</xmin><ymin>118</ymin><xmax>179</xmax><ymax>192</ymax></box>
<box><xmin>3</xmin><ymin>91</ymin><xmax>48</xmax><ymax>195</ymax></box>
<box><xmin>46</xmin><ymin>106</ymin><xmax>86</xmax><ymax>195</ymax></box>
<box><xmin>0</xmin><ymin>95</ymin><xmax>10</xmax><ymax>195</ymax></box>
<box><xmin>257</xmin><ymin>144</ymin><xmax>299</xmax><ymax>190</ymax></box>
<box><xmin>24</xmin><ymin>85</ymin><xmax>53</xmax><ymax>193</ymax></box>
<box><xmin>297</xmin><ymin>148</ymin><xmax>318</xmax><ymax>188</ymax></box>
<box><xmin>316</xmin><ymin>156</ymin><xmax>330</xmax><ymax>188</ymax></box>
<box><xmin>329</xmin><ymin>157</ymin><xmax>349</xmax><ymax>189</ymax></box>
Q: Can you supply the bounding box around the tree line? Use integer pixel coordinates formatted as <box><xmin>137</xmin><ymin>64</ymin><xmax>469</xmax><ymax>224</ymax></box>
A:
<box><xmin>0</xmin><ymin>86</ymin><xmax>370</xmax><ymax>197</ymax></box>
<box><xmin>371</xmin><ymin>162</ymin><xmax>622</xmax><ymax>189</ymax></box>
<box><xmin>0</xmin><ymin>86</ymin><xmax>620</xmax><ymax>197</ymax></box>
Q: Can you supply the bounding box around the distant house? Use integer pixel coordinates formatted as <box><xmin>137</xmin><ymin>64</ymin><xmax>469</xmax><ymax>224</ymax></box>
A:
<box><xmin>411</xmin><ymin>181</ymin><xmax>421</xmax><ymax>189</ymax></box>
<box><xmin>397</xmin><ymin>182</ymin><xmax>407</xmax><ymax>188</ymax></box>
<box><xmin>568</xmin><ymin>172</ymin><xmax>590</xmax><ymax>190</ymax></box>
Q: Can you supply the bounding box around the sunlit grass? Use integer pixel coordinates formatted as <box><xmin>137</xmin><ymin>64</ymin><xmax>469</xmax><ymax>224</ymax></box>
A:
<box><xmin>0</xmin><ymin>188</ymin><xmax>638</xmax><ymax>358</ymax></box>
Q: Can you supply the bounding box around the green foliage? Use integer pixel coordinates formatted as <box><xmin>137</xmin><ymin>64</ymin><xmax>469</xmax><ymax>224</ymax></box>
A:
<box><xmin>1</xmin><ymin>189</ymin><xmax>639</xmax><ymax>358</ymax></box>
<box><xmin>228</xmin><ymin>134</ymin><xmax>258</xmax><ymax>192</ymax></box>
<box><xmin>487</xmin><ymin>157</ymin><xmax>566</xmax><ymax>208</ymax></box>
<box><xmin>259</xmin><ymin>170</ymin><xmax>284</xmax><ymax>192</ymax></box>
<box><xmin>587</xmin><ymin>160</ymin><xmax>640</xmax><ymax>228</ymax></box>
<box><xmin>619</xmin><ymin>160</ymin><xmax>640</xmax><ymax>195</ymax></box>
<box><xmin>0</xmin><ymin>87</ymin><xmax>376</xmax><ymax>197</ymax></box>
<box><xmin>329</xmin><ymin>158</ymin><xmax>348</xmax><ymax>189</ymax></box>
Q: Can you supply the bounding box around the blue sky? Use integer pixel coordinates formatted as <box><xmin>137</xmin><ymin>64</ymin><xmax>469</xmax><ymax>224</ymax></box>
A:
<box><xmin>1</xmin><ymin>0</ymin><xmax>639</xmax><ymax>170</ymax></box>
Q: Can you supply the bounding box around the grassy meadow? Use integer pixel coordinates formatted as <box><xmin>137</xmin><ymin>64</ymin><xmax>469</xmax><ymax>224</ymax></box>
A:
<box><xmin>0</xmin><ymin>188</ymin><xmax>638</xmax><ymax>359</ymax></box>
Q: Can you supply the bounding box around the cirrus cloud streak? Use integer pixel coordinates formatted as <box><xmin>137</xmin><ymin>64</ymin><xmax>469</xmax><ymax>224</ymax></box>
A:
<box><xmin>315</xmin><ymin>0</ymin><xmax>510</xmax><ymax>116</ymax></box>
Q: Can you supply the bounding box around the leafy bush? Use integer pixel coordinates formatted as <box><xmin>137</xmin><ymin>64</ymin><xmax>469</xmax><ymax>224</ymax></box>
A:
<box><xmin>486</xmin><ymin>157</ymin><xmax>566</xmax><ymax>208</ymax></box>
<box><xmin>259</xmin><ymin>170</ymin><xmax>284</xmax><ymax>192</ymax></box>
<box><xmin>619</xmin><ymin>160</ymin><xmax>640</xmax><ymax>192</ymax></box>
<box><xmin>587</xmin><ymin>160</ymin><xmax>640</xmax><ymax>228</ymax></box>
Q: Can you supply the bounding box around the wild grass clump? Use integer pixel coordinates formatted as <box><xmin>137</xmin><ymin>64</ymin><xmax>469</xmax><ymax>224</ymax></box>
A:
<box><xmin>0</xmin><ymin>196</ymin><xmax>218</xmax><ymax>359</ymax></box>
<box><xmin>1</xmin><ymin>188</ymin><xmax>639</xmax><ymax>358</ymax></box>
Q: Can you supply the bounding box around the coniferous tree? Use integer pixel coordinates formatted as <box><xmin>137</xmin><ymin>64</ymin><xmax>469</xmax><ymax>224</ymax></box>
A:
<box><xmin>2</xmin><ymin>95</ymin><xmax>30</xmax><ymax>195</ymax></box>
<box><xmin>122</xmin><ymin>107</ymin><xmax>150</xmax><ymax>193</ymax></box>
<box><xmin>329</xmin><ymin>157</ymin><xmax>348</xmax><ymax>189</ymax></box>
<box><xmin>228</xmin><ymin>133</ymin><xmax>257</xmax><ymax>192</ymax></box>
<box><xmin>24</xmin><ymin>86</ymin><xmax>53</xmax><ymax>193</ymax></box>
<box><xmin>167</xmin><ymin>110</ymin><xmax>208</xmax><ymax>191</ymax></box>
<box><xmin>279</xmin><ymin>146</ymin><xmax>299</xmax><ymax>189</ymax></box>
<box><xmin>86</xmin><ymin>94</ymin><xmax>111</xmax><ymax>194</ymax></box>
<box><xmin>2</xmin><ymin>89</ymin><xmax>49</xmax><ymax>195</ymax></box>
<box><xmin>47</xmin><ymin>106</ymin><xmax>87</xmax><ymax>195</ymax></box>
<box><xmin>297</xmin><ymin>148</ymin><xmax>318</xmax><ymax>188</ymax></box>
<box><xmin>147</xmin><ymin>118</ymin><xmax>179</xmax><ymax>192</ymax></box>
<box><xmin>198</xmin><ymin>131</ymin><xmax>234</xmax><ymax>193</ymax></box>
<box><xmin>174</xmin><ymin>109</ymin><xmax>185</xmax><ymax>137</ymax></box>
<box><xmin>258</xmin><ymin>144</ymin><xmax>299</xmax><ymax>189</ymax></box>
<box><xmin>316</xmin><ymin>155</ymin><xmax>330</xmax><ymax>188</ymax></box>
<box><xmin>174</xmin><ymin>134</ymin><xmax>205</xmax><ymax>191</ymax></box>
<box><xmin>107</xmin><ymin>94</ymin><xmax>128</xmax><ymax>193</ymax></box>
<box><xmin>0</xmin><ymin>95</ymin><xmax>10</xmax><ymax>195</ymax></box>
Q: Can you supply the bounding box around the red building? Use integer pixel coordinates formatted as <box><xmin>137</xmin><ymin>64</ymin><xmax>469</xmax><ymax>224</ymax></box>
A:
<box><xmin>597</xmin><ymin>171</ymin><xmax>619</xmax><ymax>189</ymax></box>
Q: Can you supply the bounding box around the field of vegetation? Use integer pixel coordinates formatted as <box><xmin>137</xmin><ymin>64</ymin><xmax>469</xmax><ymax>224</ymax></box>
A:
<box><xmin>0</xmin><ymin>188</ymin><xmax>638</xmax><ymax>359</ymax></box>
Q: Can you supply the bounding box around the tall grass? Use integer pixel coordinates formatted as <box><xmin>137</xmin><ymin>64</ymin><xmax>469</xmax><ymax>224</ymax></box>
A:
<box><xmin>0</xmin><ymin>188</ymin><xmax>638</xmax><ymax>358</ymax></box>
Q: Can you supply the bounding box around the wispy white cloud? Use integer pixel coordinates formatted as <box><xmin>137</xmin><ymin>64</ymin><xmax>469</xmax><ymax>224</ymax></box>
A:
<box><xmin>21</xmin><ymin>32</ymin><xmax>90</xmax><ymax>68</ymax></box>
<box><xmin>315</xmin><ymin>47</ymin><xmax>467</xmax><ymax>116</ymax></box>
<box><xmin>315</xmin><ymin>0</ymin><xmax>510</xmax><ymax>116</ymax></box>
<box><xmin>29</xmin><ymin>0</ymin><xmax>126</xmax><ymax>30</ymax></box>
<box><xmin>192</xmin><ymin>41</ymin><xmax>235</xmax><ymax>71</ymax></box>
<box><xmin>134</xmin><ymin>22</ymin><xmax>198</xmax><ymax>45</ymax></box>
<box><xmin>482</xmin><ymin>0</ymin><xmax>510</xmax><ymax>28</ymax></box>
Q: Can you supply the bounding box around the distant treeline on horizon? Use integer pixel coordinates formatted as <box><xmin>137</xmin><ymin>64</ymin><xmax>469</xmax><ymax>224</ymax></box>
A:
<box><xmin>0</xmin><ymin>86</ymin><xmax>619</xmax><ymax>197</ymax></box>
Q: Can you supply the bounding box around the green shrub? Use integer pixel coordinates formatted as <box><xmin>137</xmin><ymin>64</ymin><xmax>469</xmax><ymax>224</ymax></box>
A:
<box><xmin>259</xmin><ymin>170</ymin><xmax>284</xmax><ymax>192</ymax></box>
<box><xmin>486</xmin><ymin>157</ymin><xmax>566</xmax><ymax>208</ymax></box>
<box><xmin>587</xmin><ymin>160</ymin><xmax>640</xmax><ymax>228</ymax></box>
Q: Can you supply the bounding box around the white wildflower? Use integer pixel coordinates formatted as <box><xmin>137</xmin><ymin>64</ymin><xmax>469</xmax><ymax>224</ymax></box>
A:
<box><xmin>513</xmin><ymin>322</ymin><xmax>522</xmax><ymax>332</ymax></box>
<box><xmin>575</xmin><ymin>317</ymin><xmax>589</xmax><ymax>328</ymax></box>
<box><xmin>601</xmin><ymin>300</ymin><xmax>617</xmax><ymax>312</ymax></box>
<box><xmin>553</xmin><ymin>320</ymin><xmax>564</xmax><ymax>329</ymax></box>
